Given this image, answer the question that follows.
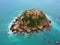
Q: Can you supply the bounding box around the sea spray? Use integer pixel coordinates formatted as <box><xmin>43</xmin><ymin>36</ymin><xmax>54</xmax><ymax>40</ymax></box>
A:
<box><xmin>7</xmin><ymin>10</ymin><xmax>59</xmax><ymax>39</ymax></box>
<box><xmin>44</xmin><ymin>13</ymin><xmax>60</xmax><ymax>32</ymax></box>
<box><xmin>7</xmin><ymin>12</ymin><xmax>30</xmax><ymax>39</ymax></box>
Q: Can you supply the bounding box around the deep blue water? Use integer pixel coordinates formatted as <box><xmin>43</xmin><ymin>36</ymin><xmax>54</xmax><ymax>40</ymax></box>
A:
<box><xmin>0</xmin><ymin>0</ymin><xmax>60</xmax><ymax>45</ymax></box>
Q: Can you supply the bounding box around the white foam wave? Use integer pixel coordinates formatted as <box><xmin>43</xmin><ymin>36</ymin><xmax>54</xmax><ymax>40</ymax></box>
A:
<box><xmin>7</xmin><ymin>13</ymin><xmax>22</xmax><ymax>37</ymax></box>
<box><xmin>44</xmin><ymin>13</ymin><xmax>60</xmax><ymax>31</ymax></box>
<box><xmin>44</xmin><ymin>12</ymin><xmax>52</xmax><ymax>21</ymax></box>
<box><xmin>7</xmin><ymin>11</ymin><xmax>60</xmax><ymax>38</ymax></box>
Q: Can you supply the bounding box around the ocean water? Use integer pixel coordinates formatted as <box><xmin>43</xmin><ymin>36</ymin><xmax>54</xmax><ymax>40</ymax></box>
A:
<box><xmin>0</xmin><ymin>0</ymin><xmax>60</xmax><ymax>45</ymax></box>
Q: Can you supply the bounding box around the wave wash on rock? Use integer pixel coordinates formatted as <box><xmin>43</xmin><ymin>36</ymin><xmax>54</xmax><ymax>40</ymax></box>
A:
<box><xmin>10</xmin><ymin>9</ymin><xmax>51</xmax><ymax>34</ymax></box>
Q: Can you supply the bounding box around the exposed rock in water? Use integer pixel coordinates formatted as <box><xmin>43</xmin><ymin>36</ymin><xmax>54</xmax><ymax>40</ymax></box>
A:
<box><xmin>48</xmin><ymin>41</ymin><xmax>52</xmax><ymax>45</ymax></box>
<box><xmin>10</xmin><ymin>9</ymin><xmax>51</xmax><ymax>34</ymax></box>
<box><xmin>55</xmin><ymin>41</ymin><xmax>59</xmax><ymax>44</ymax></box>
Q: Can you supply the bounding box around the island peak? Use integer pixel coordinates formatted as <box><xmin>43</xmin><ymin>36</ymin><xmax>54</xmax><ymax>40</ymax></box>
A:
<box><xmin>10</xmin><ymin>9</ymin><xmax>51</xmax><ymax>34</ymax></box>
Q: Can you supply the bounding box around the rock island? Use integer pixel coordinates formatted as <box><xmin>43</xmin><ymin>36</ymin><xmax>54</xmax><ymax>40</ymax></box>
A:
<box><xmin>10</xmin><ymin>9</ymin><xmax>51</xmax><ymax>34</ymax></box>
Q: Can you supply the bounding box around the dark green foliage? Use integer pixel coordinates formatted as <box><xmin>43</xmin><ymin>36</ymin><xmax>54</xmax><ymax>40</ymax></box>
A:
<box><xmin>22</xmin><ymin>10</ymin><xmax>47</xmax><ymax>27</ymax></box>
<box><xmin>27</xmin><ymin>15</ymin><xmax>36</xmax><ymax>27</ymax></box>
<box><xmin>22</xmin><ymin>10</ymin><xmax>29</xmax><ymax>22</ymax></box>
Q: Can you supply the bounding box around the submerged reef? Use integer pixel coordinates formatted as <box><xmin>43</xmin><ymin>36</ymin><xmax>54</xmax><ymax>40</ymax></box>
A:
<box><xmin>10</xmin><ymin>9</ymin><xmax>51</xmax><ymax>34</ymax></box>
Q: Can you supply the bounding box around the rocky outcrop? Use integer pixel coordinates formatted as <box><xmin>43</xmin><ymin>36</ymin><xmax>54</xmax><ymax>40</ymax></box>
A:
<box><xmin>10</xmin><ymin>9</ymin><xmax>51</xmax><ymax>34</ymax></box>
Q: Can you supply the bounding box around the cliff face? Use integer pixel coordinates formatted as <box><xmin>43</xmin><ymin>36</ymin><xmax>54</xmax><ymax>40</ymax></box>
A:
<box><xmin>10</xmin><ymin>9</ymin><xmax>51</xmax><ymax>34</ymax></box>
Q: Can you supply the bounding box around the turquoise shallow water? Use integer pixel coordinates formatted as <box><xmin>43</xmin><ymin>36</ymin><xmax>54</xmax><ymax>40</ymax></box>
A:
<box><xmin>0</xmin><ymin>0</ymin><xmax>60</xmax><ymax>45</ymax></box>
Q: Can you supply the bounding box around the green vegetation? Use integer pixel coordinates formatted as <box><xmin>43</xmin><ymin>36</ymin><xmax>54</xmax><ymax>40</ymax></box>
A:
<box><xmin>22</xmin><ymin>10</ymin><xmax>29</xmax><ymax>21</ymax></box>
<box><xmin>22</xmin><ymin>10</ymin><xmax>47</xmax><ymax>27</ymax></box>
<box><xmin>10</xmin><ymin>9</ymin><xmax>51</xmax><ymax>33</ymax></box>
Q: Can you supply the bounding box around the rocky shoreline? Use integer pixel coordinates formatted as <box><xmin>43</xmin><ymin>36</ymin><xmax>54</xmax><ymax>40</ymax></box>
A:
<box><xmin>10</xmin><ymin>9</ymin><xmax>51</xmax><ymax>34</ymax></box>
